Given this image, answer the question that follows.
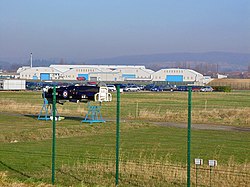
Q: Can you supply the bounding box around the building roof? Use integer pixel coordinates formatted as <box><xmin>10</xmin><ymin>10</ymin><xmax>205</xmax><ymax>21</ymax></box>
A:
<box><xmin>49</xmin><ymin>64</ymin><xmax>147</xmax><ymax>72</ymax></box>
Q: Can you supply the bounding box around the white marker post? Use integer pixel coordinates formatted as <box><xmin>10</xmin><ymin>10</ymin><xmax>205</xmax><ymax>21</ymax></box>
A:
<box><xmin>208</xmin><ymin>160</ymin><xmax>217</xmax><ymax>187</ymax></box>
<box><xmin>194</xmin><ymin>158</ymin><xmax>203</xmax><ymax>187</ymax></box>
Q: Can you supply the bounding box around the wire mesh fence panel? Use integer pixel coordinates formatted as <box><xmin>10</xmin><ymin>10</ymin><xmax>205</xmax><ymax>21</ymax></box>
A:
<box><xmin>0</xmin><ymin>90</ymin><xmax>249</xmax><ymax>186</ymax></box>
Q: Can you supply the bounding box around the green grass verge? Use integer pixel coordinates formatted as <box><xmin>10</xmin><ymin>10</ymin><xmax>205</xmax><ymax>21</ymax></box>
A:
<box><xmin>0</xmin><ymin>114</ymin><xmax>249</xmax><ymax>186</ymax></box>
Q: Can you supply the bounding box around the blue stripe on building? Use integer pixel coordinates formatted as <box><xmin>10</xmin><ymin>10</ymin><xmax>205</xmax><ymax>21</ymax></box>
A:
<box><xmin>40</xmin><ymin>73</ymin><xmax>50</xmax><ymax>81</ymax></box>
<box><xmin>166</xmin><ymin>75</ymin><xmax>183</xmax><ymax>82</ymax></box>
<box><xmin>122</xmin><ymin>74</ymin><xmax>136</xmax><ymax>79</ymax></box>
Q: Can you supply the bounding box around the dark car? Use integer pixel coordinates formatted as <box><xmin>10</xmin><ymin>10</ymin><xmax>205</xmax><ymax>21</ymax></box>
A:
<box><xmin>176</xmin><ymin>86</ymin><xmax>189</xmax><ymax>91</ymax></box>
<box><xmin>150</xmin><ymin>85</ymin><xmax>163</xmax><ymax>92</ymax></box>
<box><xmin>144</xmin><ymin>84</ymin><xmax>156</xmax><ymax>91</ymax></box>
<box><xmin>114</xmin><ymin>83</ymin><xmax>127</xmax><ymax>89</ymax></box>
<box><xmin>161</xmin><ymin>84</ymin><xmax>177</xmax><ymax>92</ymax></box>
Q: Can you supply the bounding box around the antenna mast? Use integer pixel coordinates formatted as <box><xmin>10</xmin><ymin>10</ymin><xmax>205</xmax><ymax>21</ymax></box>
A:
<box><xmin>30</xmin><ymin>53</ymin><xmax>33</xmax><ymax>68</ymax></box>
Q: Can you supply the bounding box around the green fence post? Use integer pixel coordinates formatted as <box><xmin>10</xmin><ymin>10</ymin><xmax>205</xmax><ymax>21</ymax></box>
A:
<box><xmin>115</xmin><ymin>85</ymin><xmax>121</xmax><ymax>186</ymax></box>
<box><xmin>52</xmin><ymin>86</ymin><xmax>56</xmax><ymax>185</ymax></box>
<box><xmin>187</xmin><ymin>87</ymin><xmax>192</xmax><ymax>187</ymax></box>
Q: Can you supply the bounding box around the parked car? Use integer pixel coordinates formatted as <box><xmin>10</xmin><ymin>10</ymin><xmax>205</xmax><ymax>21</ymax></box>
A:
<box><xmin>150</xmin><ymin>85</ymin><xmax>163</xmax><ymax>92</ymax></box>
<box><xmin>176</xmin><ymin>85</ymin><xmax>203</xmax><ymax>92</ymax></box>
<box><xmin>200</xmin><ymin>86</ymin><xmax>213</xmax><ymax>92</ymax></box>
<box><xmin>176</xmin><ymin>85</ymin><xmax>189</xmax><ymax>91</ymax></box>
<box><xmin>76</xmin><ymin>77</ymin><xmax>86</xmax><ymax>81</ymax></box>
<box><xmin>161</xmin><ymin>84</ymin><xmax>177</xmax><ymax>92</ymax></box>
<box><xmin>138</xmin><ymin>85</ymin><xmax>145</xmax><ymax>90</ymax></box>
<box><xmin>144</xmin><ymin>84</ymin><xmax>156</xmax><ymax>91</ymax></box>
<box><xmin>106</xmin><ymin>84</ymin><xmax>116</xmax><ymax>92</ymax></box>
<box><xmin>124</xmin><ymin>85</ymin><xmax>140</xmax><ymax>92</ymax></box>
<box><xmin>191</xmin><ymin>86</ymin><xmax>202</xmax><ymax>92</ymax></box>
<box><xmin>114</xmin><ymin>83</ymin><xmax>127</xmax><ymax>89</ymax></box>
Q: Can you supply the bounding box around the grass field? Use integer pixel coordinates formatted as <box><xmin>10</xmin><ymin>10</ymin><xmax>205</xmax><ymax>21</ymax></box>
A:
<box><xmin>210</xmin><ymin>78</ymin><xmax>250</xmax><ymax>90</ymax></box>
<box><xmin>0</xmin><ymin>91</ymin><xmax>250</xmax><ymax>186</ymax></box>
<box><xmin>1</xmin><ymin>90</ymin><xmax>250</xmax><ymax>127</ymax></box>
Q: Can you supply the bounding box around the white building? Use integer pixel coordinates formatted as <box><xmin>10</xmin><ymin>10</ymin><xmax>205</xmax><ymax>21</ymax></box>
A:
<box><xmin>18</xmin><ymin>66</ymin><xmax>62</xmax><ymax>81</ymax></box>
<box><xmin>17</xmin><ymin>65</ymin><xmax>153</xmax><ymax>82</ymax></box>
<box><xmin>17</xmin><ymin>65</ymin><xmax>209</xmax><ymax>85</ymax></box>
<box><xmin>152</xmin><ymin>68</ymin><xmax>205</xmax><ymax>85</ymax></box>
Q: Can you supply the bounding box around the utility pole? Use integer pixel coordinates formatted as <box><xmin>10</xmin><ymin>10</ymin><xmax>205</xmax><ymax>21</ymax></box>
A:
<box><xmin>30</xmin><ymin>53</ymin><xmax>33</xmax><ymax>68</ymax></box>
<box><xmin>187</xmin><ymin>87</ymin><xmax>192</xmax><ymax>187</ymax></box>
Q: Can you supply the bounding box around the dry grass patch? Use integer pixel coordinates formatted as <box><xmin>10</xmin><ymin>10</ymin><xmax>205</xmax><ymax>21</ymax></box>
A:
<box><xmin>0</xmin><ymin>99</ymin><xmax>86</xmax><ymax>116</ymax></box>
<box><xmin>134</xmin><ymin>108</ymin><xmax>250</xmax><ymax>127</ymax></box>
<box><xmin>59</xmin><ymin>158</ymin><xmax>250</xmax><ymax>187</ymax></box>
<box><xmin>0</xmin><ymin>172</ymin><xmax>52</xmax><ymax>187</ymax></box>
<box><xmin>0</xmin><ymin>99</ymin><xmax>41</xmax><ymax>114</ymax></box>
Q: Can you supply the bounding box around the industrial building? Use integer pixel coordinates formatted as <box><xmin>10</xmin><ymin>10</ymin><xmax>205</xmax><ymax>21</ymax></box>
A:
<box><xmin>17</xmin><ymin>64</ymin><xmax>210</xmax><ymax>84</ymax></box>
<box><xmin>17</xmin><ymin>65</ymin><xmax>154</xmax><ymax>82</ymax></box>
<box><xmin>152</xmin><ymin>68</ymin><xmax>208</xmax><ymax>85</ymax></box>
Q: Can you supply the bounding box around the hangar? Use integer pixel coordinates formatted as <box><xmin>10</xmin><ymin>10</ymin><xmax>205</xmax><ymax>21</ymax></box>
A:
<box><xmin>152</xmin><ymin>68</ymin><xmax>206</xmax><ymax>85</ymax></box>
<box><xmin>17</xmin><ymin>65</ymin><xmax>210</xmax><ymax>84</ymax></box>
<box><xmin>17</xmin><ymin>65</ymin><xmax>153</xmax><ymax>82</ymax></box>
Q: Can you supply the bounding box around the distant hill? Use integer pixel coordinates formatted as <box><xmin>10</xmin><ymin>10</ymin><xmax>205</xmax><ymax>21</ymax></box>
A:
<box><xmin>1</xmin><ymin>52</ymin><xmax>250</xmax><ymax>72</ymax></box>
<box><xmin>86</xmin><ymin>52</ymin><xmax>250</xmax><ymax>71</ymax></box>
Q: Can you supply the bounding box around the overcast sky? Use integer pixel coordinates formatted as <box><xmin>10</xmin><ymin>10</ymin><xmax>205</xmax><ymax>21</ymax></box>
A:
<box><xmin>0</xmin><ymin>0</ymin><xmax>249</xmax><ymax>61</ymax></box>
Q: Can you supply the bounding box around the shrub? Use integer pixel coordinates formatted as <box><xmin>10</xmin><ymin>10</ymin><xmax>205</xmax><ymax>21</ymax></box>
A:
<box><xmin>212</xmin><ymin>86</ymin><xmax>231</xmax><ymax>92</ymax></box>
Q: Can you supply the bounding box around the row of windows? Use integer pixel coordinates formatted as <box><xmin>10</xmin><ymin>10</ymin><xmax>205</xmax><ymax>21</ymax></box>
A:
<box><xmin>21</xmin><ymin>74</ymin><xmax>60</xmax><ymax>78</ymax></box>
<box><xmin>164</xmin><ymin>70</ymin><xmax>184</xmax><ymax>73</ymax></box>
<box><xmin>154</xmin><ymin>76</ymin><xmax>194</xmax><ymax>80</ymax></box>
<box><xmin>75</xmin><ymin>69</ymin><xmax>142</xmax><ymax>73</ymax></box>
<box><xmin>65</xmin><ymin>75</ymin><xmax>75</xmax><ymax>78</ymax></box>
<box><xmin>76</xmin><ymin>69</ymin><xmax>95</xmax><ymax>72</ymax></box>
<box><xmin>21</xmin><ymin>75</ymin><xmax>30</xmax><ymax>78</ymax></box>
